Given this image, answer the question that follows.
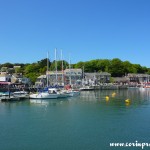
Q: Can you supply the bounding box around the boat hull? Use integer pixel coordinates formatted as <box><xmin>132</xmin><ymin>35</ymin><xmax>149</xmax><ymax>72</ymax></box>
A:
<box><xmin>30</xmin><ymin>93</ymin><xmax>59</xmax><ymax>99</ymax></box>
<box><xmin>66</xmin><ymin>91</ymin><xmax>80</xmax><ymax>97</ymax></box>
<box><xmin>79</xmin><ymin>86</ymin><xmax>94</xmax><ymax>91</ymax></box>
<box><xmin>13</xmin><ymin>91</ymin><xmax>29</xmax><ymax>99</ymax></box>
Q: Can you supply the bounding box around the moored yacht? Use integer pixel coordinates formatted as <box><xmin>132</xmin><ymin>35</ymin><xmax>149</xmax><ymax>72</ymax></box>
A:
<box><xmin>30</xmin><ymin>88</ymin><xmax>60</xmax><ymax>99</ymax></box>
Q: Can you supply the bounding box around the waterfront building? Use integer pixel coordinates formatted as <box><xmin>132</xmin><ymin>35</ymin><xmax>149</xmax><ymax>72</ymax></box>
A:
<box><xmin>0</xmin><ymin>67</ymin><xmax>8</xmax><ymax>74</ymax></box>
<box><xmin>127</xmin><ymin>73</ymin><xmax>150</xmax><ymax>84</ymax></box>
<box><xmin>0</xmin><ymin>67</ymin><xmax>16</xmax><ymax>74</ymax></box>
<box><xmin>35</xmin><ymin>71</ymin><xmax>64</xmax><ymax>87</ymax></box>
<box><xmin>35</xmin><ymin>75</ymin><xmax>47</xmax><ymax>88</ymax></box>
<box><xmin>113</xmin><ymin>77</ymin><xmax>130</xmax><ymax>85</ymax></box>
<box><xmin>36</xmin><ymin>69</ymin><xmax>83</xmax><ymax>86</ymax></box>
<box><xmin>19</xmin><ymin>77</ymin><xmax>31</xmax><ymax>85</ymax></box>
<box><xmin>83</xmin><ymin>72</ymin><xmax>111</xmax><ymax>85</ymax></box>
<box><xmin>64</xmin><ymin>69</ymin><xmax>82</xmax><ymax>85</ymax></box>
<box><xmin>0</xmin><ymin>72</ymin><xmax>31</xmax><ymax>89</ymax></box>
<box><xmin>47</xmin><ymin>71</ymin><xmax>63</xmax><ymax>86</ymax></box>
<box><xmin>13</xmin><ymin>66</ymin><xmax>21</xmax><ymax>69</ymax></box>
<box><xmin>11</xmin><ymin>73</ymin><xmax>22</xmax><ymax>83</ymax></box>
<box><xmin>11</xmin><ymin>73</ymin><xmax>31</xmax><ymax>85</ymax></box>
<box><xmin>0</xmin><ymin>74</ymin><xmax>11</xmax><ymax>82</ymax></box>
<box><xmin>36</xmin><ymin>69</ymin><xmax>111</xmax><ymax>87</ymax></box>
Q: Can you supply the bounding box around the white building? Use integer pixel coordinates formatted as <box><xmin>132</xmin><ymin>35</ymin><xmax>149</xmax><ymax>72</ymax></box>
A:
<box><xmin>0</xmin><ymin>74</ymin><xmax>11</xmax><ymax>82</ymax></box>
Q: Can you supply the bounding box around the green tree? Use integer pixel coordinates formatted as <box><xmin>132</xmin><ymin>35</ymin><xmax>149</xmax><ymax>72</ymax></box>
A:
<box><xmin>109</xmin><ymin>58</ymin><xmax>124</xmax><ymax>77</ymax></box>
<box><xmin>74</xmin><ymin>61</ymin><xmax>85</xmax><ymax>69</ymax></box>
<box><xmin>50</xmin><ymin>60</ymin><xmax>69</xmax><ymax>71</ymax></box>
<box><xmin>146</xmin><ymin>68</ymin><xmax>150</xmax><ymax>74</ymax></box>
<box><xmin>25</xmin><ymin>72</ymin><xmax>38</xmax><ymax>84</ymax></box>
<box><xmin>24</xmin><ymin>63</ymin><xmax>40</xmax><ymax>83</ymax></box>
<box><xmin>38</xmin><ymin>58</ymin><xmax>51</xmax><ymax>68</ymax></box>
<box><xmin>97</xmin><ymin>59</ymin><xmax>111</xmax><ymax>72</ymax></box>
<box><xmin>14</xmin><ymin>67</ymin><xmax>24</xmax><ymax>74</ymax></box>
<box><xmin>1</xmin><ymin>62</ymin><xmax>13</xmax><ymax>68</ymax></box>
<box><xmin>132</xmin><ymin>64</ymin><xmax>146</xmax><ymax>73</ymax></box>
<box><xmin>39</xmin><ymin>66</ymin><xmax>47</xmax><ymax>74</ymax></box>
<box><xmin>24</xmin><ymin>63</ymin><xmax>40</xmax><ymax>74</ymax></box>
<box><xmin>123</xmin><ymin>61</ymin><xmax>133</xmax><ymax>74</ymax></box>
<box><xmin>84</xmin><ymin>61</ymin><xmax>93</xmax><ymax>72</ymax></box>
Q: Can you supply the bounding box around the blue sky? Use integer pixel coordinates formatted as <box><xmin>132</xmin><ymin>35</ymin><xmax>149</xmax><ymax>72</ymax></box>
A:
<box><xmin>0</xmin><ymin>0</ymin><xmax>150</xmax><ymax>67</ymax></box>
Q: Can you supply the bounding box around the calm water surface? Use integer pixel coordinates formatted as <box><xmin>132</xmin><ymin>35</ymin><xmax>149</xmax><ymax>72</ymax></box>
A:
<box><xmin>0</xmin><ymin>89</ymin><xmax>150</xmax><ymax>150</ymax></box>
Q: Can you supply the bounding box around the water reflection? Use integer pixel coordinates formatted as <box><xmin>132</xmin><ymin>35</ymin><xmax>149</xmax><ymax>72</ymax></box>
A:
<box><xmin>30</xmin><ymin>99</ymin><xmax>49</xmax><ymax>105</ymax></box>
<box><xmin>80</xmin><ymin>89</ymin><xmax>150</xmax><ymax>107</ymax></box>
<box><xmin>30</xmin><ymin>98</ymin><xmax>71</xmax><ymax>107</ymax></box>
<box><xmin>1</xmin><ymin>89</ymin><xmax>150</xmax><ymax>108</ymax></box>
<box><xmin>28</xmin><ymin>89</ymin><xmax>150</xmax><ymax>108</ymax></box>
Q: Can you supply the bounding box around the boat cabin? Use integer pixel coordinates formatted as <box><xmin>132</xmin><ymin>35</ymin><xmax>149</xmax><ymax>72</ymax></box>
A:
<box><xmin>48</xmin><ymin>88</ymin><xmax>57</xmax><ymax>94</ymax></box>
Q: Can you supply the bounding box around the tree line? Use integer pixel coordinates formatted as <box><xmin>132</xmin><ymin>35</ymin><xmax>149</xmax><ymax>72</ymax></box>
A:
<box><xmin>0</xmin><ymin>58</ymin><xmax>150</xmax><ymax>83</ymax></box>
<box><xmin>74</xmin><ymin>58</ymin><xmax>150</xmax><ymax>76</ymax></box>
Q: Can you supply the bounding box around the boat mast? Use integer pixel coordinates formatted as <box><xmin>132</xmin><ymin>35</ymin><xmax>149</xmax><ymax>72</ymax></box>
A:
<box><xmin>55</xmin><ymin>48</ymin><xmax>58</xmax><ymax>85</ymax></box>
<box><xmin>61</xmin><ymin>50</ymin><xmax>64</xmax><ymax>86</ymax></box>
<box><xmin>69</xmin><ymin>55</ymin><xmax>71</xmax><ymax>85</ymax></box>
<box><xmin>83</xmin><ymin>66</ymin><xmax>85</xmax><ymax>79</ymax></box>
<box><xmin>46</xmin><ymin>52</ymin><xmax>49</xmax><ymax>87</ymax></box>
<box><xmin>82</xmin><ymin>65</ymin><xmax>85</xmax><ymax>86</ymax></box>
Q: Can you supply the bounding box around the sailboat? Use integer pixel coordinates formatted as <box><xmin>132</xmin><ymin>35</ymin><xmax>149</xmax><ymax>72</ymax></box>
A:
<box><xmin>30</xmin><ymin>50</ymin><xmax>80</xmax><ymax>99</ymax></box>
<box><xmin>29</xmin><ymin>88</ymin><xmax>60</xmax><ymax>99</ymax></box>
<box><xmin>55</xmin><ymin>49</ymin><xmax>80</xmax><ymax>97</ymax></box>
<box><xmin>63</xmin><ymin>54</ymin><xmax>80</xmax><ymax>97</ymax></box>
<box><xmin>30</xmin><ymin>51</ymin><xmax>61</xmax><ymax>99</ymax></box>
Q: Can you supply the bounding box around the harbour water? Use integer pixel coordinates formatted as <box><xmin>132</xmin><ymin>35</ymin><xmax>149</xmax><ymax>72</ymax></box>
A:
<box><xmin>0</xmin><ymin>89</ymin><xmax>150</xmax><ymax>150</ymax></box>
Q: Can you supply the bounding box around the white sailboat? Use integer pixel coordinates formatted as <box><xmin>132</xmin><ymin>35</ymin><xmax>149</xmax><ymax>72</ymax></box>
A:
<box><xmin>61</xmin><ymin>49</ymin><xmax>64</xmax><ymax>86</ymax></box>
<box><xmin>30</xmin><ymin>88</ymin><xmax>60</xmax><ymax>99</ymax></box>
<box><xmin>30</xmin><ymin>51</ymin><xmax>60</xmax><ymax>99</ymax></box>
<box><xmin>53</xmin><ymin>49</ymin><xmax>80</xmax><ymax>98</ymax></box>
<box><xmin>30</xmin><ymin>50</ymin><xmax>80</xmax><ymax>99</ymax></box>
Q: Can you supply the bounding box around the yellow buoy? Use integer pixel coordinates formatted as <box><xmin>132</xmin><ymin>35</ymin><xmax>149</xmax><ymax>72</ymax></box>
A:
<box><xmin>105</xmin><ymin>96</ymin><xmax>109</xmax><ymax>101</ymax></box>
<box><xmin>125</xmin><ymin>99</ymin><xmax>130</xmax><ymax>103</ymax></box>
<box><xmin>112</xmin><ymin>92</ymin><xmax>116</xmax><ymax>97</ymax></box>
